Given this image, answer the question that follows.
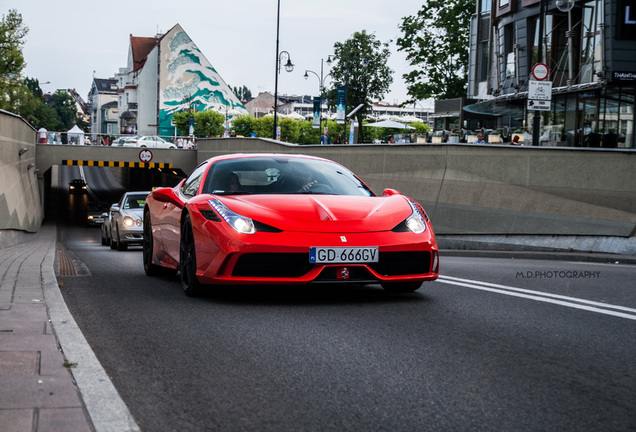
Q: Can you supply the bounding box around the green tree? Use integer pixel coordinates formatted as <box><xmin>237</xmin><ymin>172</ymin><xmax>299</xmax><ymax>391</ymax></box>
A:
<box><xmin>0</xmin><ymin>9</ymin><xmax>29</xmax><ymax>111</ymax></box>
<box><xmin>195</xmin><ymin>110</ymin><xmax>225</xmax><ymax>137</ymax></box>
<box><xmin>253</xmin><ymin>116</ymin><xmax>274</xmax><ymax>139</ymax></box>
<box><xmin>397</xmin><ymin>0</ymin><xmax>475</xmax><ymax>101</ymax></box>
<box><xmin>18</xmin><ymin>77</ymin><xmax>58</xmax><ymax>129</ymax></box>
<box><xmin>232</xmin><ymin>85</ymin><xmax>252</xmax><ymax>102</ymax></box>
<box><xmin>231</xmin><ymin>114</ymin><xmax>255</xmax><ymax>137</ymax></box>
<box><xmin>173</xmin><ymin>110</ymin><xmax>225</xmax><ymax>137</ymax></box>
<box><xmin>327</xmin><ymin>30</ymin><xmax>393</xmax><ymax>143</ymax></box>
<box><xmin>50</xmin><ymin>90</ymin><xmax>80</xmax><ymax>131</ymax></box>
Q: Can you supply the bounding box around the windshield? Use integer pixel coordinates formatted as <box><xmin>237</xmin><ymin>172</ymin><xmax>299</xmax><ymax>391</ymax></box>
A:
<box><xmin>123</xmin><ymin>193</ymin><xmax>148</xmax><ymax>209</ymax></box>
<box><xmin>202</xmin><ymin>157</ymin><xmax>374</xmax><ymax>197</ymax></box>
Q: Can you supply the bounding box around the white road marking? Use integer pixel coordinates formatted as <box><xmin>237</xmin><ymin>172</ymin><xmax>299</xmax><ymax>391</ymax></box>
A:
<box><xmin>436</xmin><ymin>275</ymin><xmax>636</xmax><ymax>321</ymax></box>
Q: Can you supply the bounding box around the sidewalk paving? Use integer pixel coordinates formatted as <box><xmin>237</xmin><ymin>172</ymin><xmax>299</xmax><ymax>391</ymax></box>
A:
<box><xmin>0</xmin><ymin>224</ymin><xmax>139</xmax><ymax>432</ymax></box>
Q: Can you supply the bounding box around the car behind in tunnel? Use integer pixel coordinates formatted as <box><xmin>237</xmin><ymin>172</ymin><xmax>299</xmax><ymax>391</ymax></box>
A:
<box><xmin>102</xmin><ymin>191</ymin><xmax>150</xmax><ymax>251</ymax></box>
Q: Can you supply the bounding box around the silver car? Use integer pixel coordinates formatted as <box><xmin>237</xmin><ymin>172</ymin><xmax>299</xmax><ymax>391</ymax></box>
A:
<box><xmin>102</xmin><ymin>191</ymin><xmax>150</xmax><ymax>251</ymax></box>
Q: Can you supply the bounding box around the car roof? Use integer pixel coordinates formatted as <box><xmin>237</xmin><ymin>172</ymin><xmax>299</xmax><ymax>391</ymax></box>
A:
<box><xmin>204</xmin><ymin>153</ymin><xmax>333</xmax><ymax>165</ymax></box>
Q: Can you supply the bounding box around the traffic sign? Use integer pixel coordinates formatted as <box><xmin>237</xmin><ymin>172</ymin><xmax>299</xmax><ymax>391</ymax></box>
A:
<box><xmin>528</xmin><ymin>80</ymin><xmax>552</xmax><ymax>101</ymax></box>
<box><xmin>139</xmin><ymin>149</ymin><xmax>153</xmax><ymax>163</ymax></box>
<box><xmin>527</xmin><ymin>99</ymin><xmax>551</xmax><ymax>111</ymax></box>
<box><xmin>532</xmin><ymin>63</ymin><xmax>549</xmax><ymax>81</ymax></box>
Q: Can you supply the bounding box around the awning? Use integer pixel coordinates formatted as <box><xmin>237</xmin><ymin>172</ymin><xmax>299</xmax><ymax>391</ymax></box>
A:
<box><xmin>463</xmin><ymin>82</ymin><xmax>605</xmax><ymax>116</ymax></box>
<box><xmin>120</xmin><ymin>110</ymin><xmax>137</xmax><ymax>119</ymax></box>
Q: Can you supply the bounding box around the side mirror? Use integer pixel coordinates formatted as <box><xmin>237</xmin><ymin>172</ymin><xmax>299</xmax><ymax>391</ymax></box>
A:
<box><xmin>382</xmin><ymin>188</ymin><xmax>401</xmax><ymax>197</ymax></box>
<box><xmin>151</xmin><ymin>187</ymin><xmax>182</xmax><ymax>207</ymax></box>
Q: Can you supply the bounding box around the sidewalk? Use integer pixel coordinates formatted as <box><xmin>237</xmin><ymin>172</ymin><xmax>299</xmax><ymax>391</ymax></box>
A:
<box><xmin>0</xmin><ymin>224</ymin><xmax>139</xmax><ymax>432</ymax></box>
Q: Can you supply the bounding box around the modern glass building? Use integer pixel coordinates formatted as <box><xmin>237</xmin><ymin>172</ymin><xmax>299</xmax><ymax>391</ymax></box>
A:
<box><xmin>466</xmin><ymin>0</ymin><xmax>635</xmax><ymax>148</ymax></box>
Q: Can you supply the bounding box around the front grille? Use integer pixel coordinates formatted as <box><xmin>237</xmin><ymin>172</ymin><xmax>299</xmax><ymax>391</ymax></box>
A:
<box><xmin>232</xmin><ymin>251</ymin><xmax>432</xmax><ymax>279</ymax></box>
<box><xmin>233</xmin><ymin>253</ymin><xmax>313</xmax><ymax>277</ymax></box>
<box><xmin>369</xmin><ymin>251</ymin><xmax>431</xmax><ymax>276</ymax></box>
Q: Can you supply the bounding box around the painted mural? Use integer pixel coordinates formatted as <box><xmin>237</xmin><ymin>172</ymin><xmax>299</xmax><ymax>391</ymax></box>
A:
<box><xmin>158</xmin><ymin>24</ymin><xmax>246</xmax><ymax>137</ymax></box>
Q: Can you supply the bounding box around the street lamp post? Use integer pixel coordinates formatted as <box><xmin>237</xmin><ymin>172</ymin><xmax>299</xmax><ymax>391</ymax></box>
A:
<box><xmin>304</xmin><ymin>56</ymin><xmax>332</xmax><ymax>134</ymax></box>
<box><xmin>273</xmin><ymin>0</ymin><xmax>293</xmax><ymax>140</ymax></box>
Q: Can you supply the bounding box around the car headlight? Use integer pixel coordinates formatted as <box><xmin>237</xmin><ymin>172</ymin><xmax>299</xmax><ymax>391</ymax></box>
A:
<box><xmin>123</xmin><ymin>216</ymin><xmax>135</xmax><ymax>227</ymax></box>
<box><xmin>208</xmin><ymin>199</ymin><xmax>255</xmax><ymax>234</ymax></box>
<box><xmin>404</xmin><ymin>199</ymin><xmax>427</xmax><ymax>234</ymax></box>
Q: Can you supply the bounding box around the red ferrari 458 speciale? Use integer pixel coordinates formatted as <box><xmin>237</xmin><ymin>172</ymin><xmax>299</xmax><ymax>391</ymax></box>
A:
<box><xmin>143</xmin><ymin>153</ymin><xmax>438</xmax><ymax>295</ymax></box>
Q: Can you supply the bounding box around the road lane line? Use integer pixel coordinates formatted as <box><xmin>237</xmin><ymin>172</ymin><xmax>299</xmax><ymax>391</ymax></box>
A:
<box><xmin>436</xmin><ymin>275</ymin><xmax>636</xmax><ymax>321</ymax></box>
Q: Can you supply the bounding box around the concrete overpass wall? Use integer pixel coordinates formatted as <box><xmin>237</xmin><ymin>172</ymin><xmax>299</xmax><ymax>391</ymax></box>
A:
<box><xmin>0</xmin><ymin>110</ymin><xmax>43</xmax><ymax>246</ymax></box>
<box><xmin>197</xmin><ymin>137</ymin><xmax>636</xmax><ymax>252</ymax></box>
<box><xmin>35</xmin><ymin>145</ymin><xmax>198</xmax><ymax>175</ymax></box>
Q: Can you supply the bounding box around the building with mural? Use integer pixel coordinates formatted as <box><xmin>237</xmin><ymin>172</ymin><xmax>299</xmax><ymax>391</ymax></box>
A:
<box><xmin>116</xmin><ymin>24</ymin><xmax>247</xmax><ymax>138</ymax></box>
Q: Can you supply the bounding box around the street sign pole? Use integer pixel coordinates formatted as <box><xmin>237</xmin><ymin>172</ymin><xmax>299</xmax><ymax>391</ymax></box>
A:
<box><xmin>532</xmin><ymin>0</ymin><xmax>548</xmax><ymax>146</ymax></box>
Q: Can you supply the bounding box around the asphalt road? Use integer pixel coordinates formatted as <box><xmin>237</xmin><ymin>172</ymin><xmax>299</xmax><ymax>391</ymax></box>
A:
<box><xmin>55</xmin><ymin>221</ymin><xmax>636</xmax><ymax>432</ymax></box>
<box><xmin>50</xmin><ymin>166</ymin><xmax>636</xmax><ymax>431</ymax></box>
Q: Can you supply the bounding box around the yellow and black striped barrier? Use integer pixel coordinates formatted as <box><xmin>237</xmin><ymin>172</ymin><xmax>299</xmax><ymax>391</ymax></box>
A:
<box><xmin>62</xmin><ymin>160</ymin><xmax>173</xmax><ymax>169</ymax></box>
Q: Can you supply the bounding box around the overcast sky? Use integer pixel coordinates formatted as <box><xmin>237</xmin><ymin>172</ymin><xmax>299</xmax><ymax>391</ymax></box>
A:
<box><xmin>6</xmin><ymin>0</ymin><xmax>430</xmax><ymax>107</ymax></box>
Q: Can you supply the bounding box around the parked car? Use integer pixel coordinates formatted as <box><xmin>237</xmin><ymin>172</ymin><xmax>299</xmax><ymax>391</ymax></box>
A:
<box><xmin>69</xmin><ymin>178</ymin><xmax>87</xmax><ymax>194</ymax></box>
<box><xmin>143</xmin><ymin>153</ymin><xmax>439</xmax><ymax>296</ymax></box>
<box><xmin>101</xmin><ymin>191</ymin><xmax>150</xmax><ymax>251</ymax></box>
<box><xmin>86</xmin><ymin>201</ymin><xmax>109</xmax><ymax>226</ymax></box>
<box><xmin>121</xmin><ymin>136</ymin><xmax>176</xmax><ymax>149</ymax></box>
<box><xmin>113</xmin><ymin>136</ymin><xmax>139</xmax><ymax>146</ymax></box>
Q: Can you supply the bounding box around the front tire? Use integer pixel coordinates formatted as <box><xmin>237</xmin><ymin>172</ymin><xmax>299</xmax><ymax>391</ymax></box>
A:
<box><xmin>116</xmin><ymin>227</ymin><xmax>128</xmax><ymax>251</ymax></box>
<box><xmin>143</xmin><ymin>210</ymin><xmax>159</xmax><ymax>276</ymax></box>
<box><xmin>109</xmin><ymin>227</ymin><xmax>117</xmax><ymax>249</ymax></box>
<box><xmin>180</xmin><ymin>214</ymin><xmax>201</xmax><ymax>296</ymax></box>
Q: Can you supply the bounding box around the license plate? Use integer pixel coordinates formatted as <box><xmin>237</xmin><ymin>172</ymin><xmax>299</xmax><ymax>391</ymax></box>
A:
<box><xmin>309</xmin><ymin>247</ymin><xmax>379</xmax><ymax>263</ymax></box>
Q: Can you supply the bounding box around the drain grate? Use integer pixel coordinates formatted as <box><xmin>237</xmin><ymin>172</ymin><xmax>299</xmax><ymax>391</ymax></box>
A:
<box><xmin>57</xmin><ymin>247</ymin><xmax>78</xmax><ymax>277</ymax></box>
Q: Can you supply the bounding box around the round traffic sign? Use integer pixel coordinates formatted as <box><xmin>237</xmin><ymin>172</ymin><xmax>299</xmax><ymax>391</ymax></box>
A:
<box><xmin>532</xmin><ymin>63</ymin><xmax>549</xmax><ymax>81</ymax></box>
<box><xmin>139</xmin><ymin>149</ymin><xmax>153</xmax><ymax>163</ymax></box>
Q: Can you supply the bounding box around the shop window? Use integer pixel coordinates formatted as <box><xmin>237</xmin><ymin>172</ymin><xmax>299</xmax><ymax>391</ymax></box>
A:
<box><xmin>580</xmin><ymin>0</ymin><xmax>604</xmax><ymax>84</ymax></box>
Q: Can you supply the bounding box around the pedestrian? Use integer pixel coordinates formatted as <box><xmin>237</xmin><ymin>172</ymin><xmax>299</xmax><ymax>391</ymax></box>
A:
<box><xmin>38</xmin><ymin>128</ymin><xmax>47</xmax><ymax>143</ymax></box>
<box><xmin>473</xmin><ymin>133</ymin><xmax>486</xmax><ymax>144</ymax></box>
<box><xmin>511</xmin><ymin>135</ymin><xmax>521</xmax><ymax>145</ymax></box>
<box><xmin>320</xmin><ymin>128</ymin><xmax>331</xmax><ymax>145</ymax></box>
<box><xmin>388</xmin><ymin>134</ymin><xmax>395</xmax><ymax>144</ymax></box>
<box><xmin>230</xmin><ymin>130</ymin><xmax>237</xmax><ymax>137</ymax></box>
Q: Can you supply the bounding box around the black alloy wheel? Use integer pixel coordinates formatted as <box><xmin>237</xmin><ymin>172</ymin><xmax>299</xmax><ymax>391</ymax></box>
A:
<box><xmin>116</xmin><ymin>227</ymin><xmax>128</xmax><ymax>251</ymax></box>
<box><xmin>180</xmin><ymin>213</ymin><xmax>201</xmax><ymax>296</ymax></box>
<box><xmin>143</xmin><ymin>210</ymin><xmax>159</xmax><ymax>276</ymax></box>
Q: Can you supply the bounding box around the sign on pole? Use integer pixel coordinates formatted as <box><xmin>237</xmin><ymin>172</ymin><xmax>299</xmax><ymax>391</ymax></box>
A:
<box><xmin>528</xmin><ymin>80</ymin><xmax>552</xmax><ymax>100</ymax></box>
<box><xmin>527</xmin><ymin>99</ymin><xmax>551</xmax><ymax>111</ymax></box>
<box><xmin>532</xmin><ymin>63</ymin><xmax>549</xmax><ymax>81</ymax></box>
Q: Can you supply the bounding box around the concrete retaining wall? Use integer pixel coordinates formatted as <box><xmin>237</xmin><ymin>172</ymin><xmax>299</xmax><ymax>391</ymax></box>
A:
<box><xmin>0</xmin><ymin>110</ymin><xmax>42</xmax><ymax>247</ymax></box>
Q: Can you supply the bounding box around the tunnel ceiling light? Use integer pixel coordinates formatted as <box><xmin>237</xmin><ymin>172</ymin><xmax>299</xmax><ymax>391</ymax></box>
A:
<box><xmin>27</xmin><ymin>163</ymin><xmax>34</xmax><ymax>170</ymax></box>
<box><xmin>19</xmin><ymin>148</ymin><xmax>28</xmax><ymax>156</ymax></box>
